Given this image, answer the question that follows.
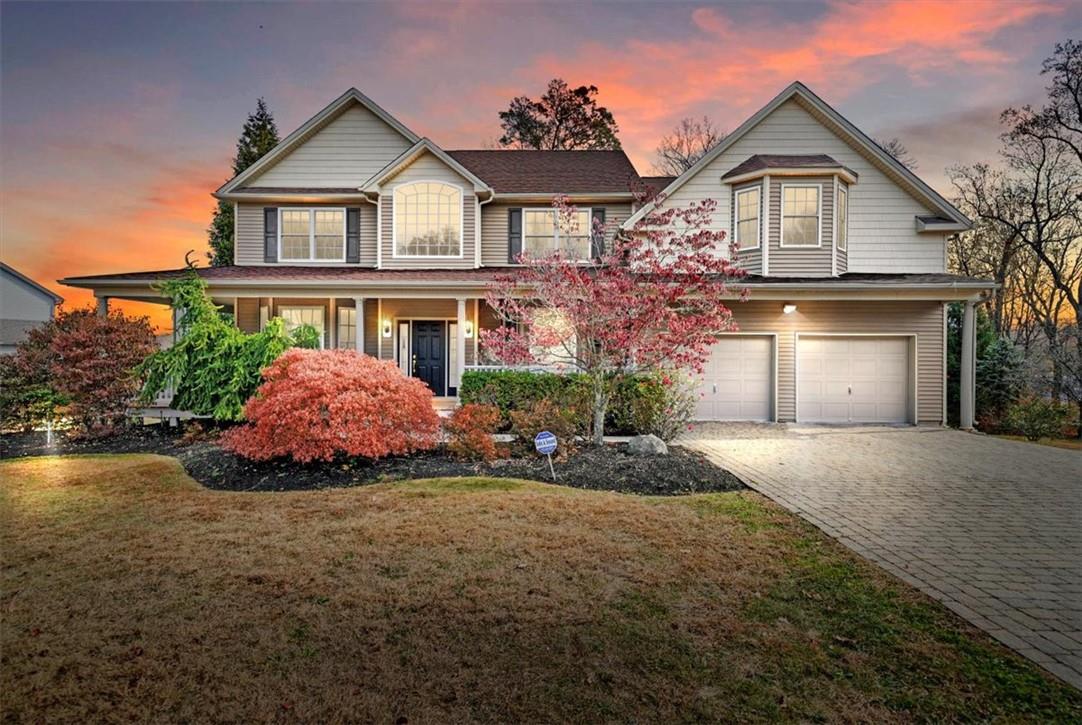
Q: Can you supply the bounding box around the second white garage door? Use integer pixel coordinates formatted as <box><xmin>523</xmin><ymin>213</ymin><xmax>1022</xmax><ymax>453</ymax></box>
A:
<box><xmin>797</xmin><ymin>336</ymin><xmax>911</xmax><ymax>423</ymax></box>
<box><xmin>696</xmin><ymin>336</ymin><xmax>773</xmax><ymax>421</ymax></box>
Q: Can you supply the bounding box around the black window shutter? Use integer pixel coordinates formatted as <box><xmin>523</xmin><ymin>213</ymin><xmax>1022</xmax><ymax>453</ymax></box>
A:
<box><xmin>346</xmin><ymin>207</ymin><xmax>361</xmax><ymax>264</ymax></box>
<box><xmin>591</xmin><ymin>208</ymin><xmax>607</xmax><ymax>259</ymax></box>
<box><xmin>263</xmin><ymin>208</ymin><xmax>278</xmax><ymax>263</ymax></box>
<box><xmin>508</xmin><ymin>207</ymin><xmax>523</xmax><ymax>263</ymax></box>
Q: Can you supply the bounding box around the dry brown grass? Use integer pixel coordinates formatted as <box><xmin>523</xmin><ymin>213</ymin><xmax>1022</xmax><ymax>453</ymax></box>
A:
<box><xmin>2</xmin><ymin>454</ymin><xmax>1079</xmax><ymax>723</ymax></box>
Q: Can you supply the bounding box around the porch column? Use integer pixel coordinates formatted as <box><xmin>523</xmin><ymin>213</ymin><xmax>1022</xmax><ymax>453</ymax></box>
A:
<box><xmin>455</xmin><ymin>297</ymin><xmax>467</xmax><ymax>392</ymax></box>
<box><xmin>353</xmin><ymin>296</ymin><xmax>365</xmax><ymax>353</ymax></box>
<box><xmin>96</xmin><ymin>295</ymin><xmax>109</xmax><ymax>317</ymax></box>
<box><xmin>960</xmin><ymin>300</ymin><xmax>976</xmax><ymax>430</ymax></box>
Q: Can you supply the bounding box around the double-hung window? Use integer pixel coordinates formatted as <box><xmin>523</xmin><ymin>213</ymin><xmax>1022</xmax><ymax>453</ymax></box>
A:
<box><xmin>836</xmin><ymin>185</ymin><xmax>848</xmax><ymax>252</ymax></box>
<box><xmin>523</xmin><ymin>208</ymin><xmax>592</xmax><ymax>260</ymax></box>
<box><xmin>336</xmin><ymin>307</ymin><xmax>356</xmax><ymax>350</ymax></box>
<box><xmin>781</xmin><ymin>185</ymin><xmax>821</xmax><ymax>247</ymax></box>
<box><xmin>394</xmin><ymin>181</ymin><xmax>462</xmax><ymax>257</ymax></box>
<box><xmin>734</xmin><ymin>187</ymin><xmax>760</xmax><ymax>250</ymax></box>
<box><xmin>279</xmin><ymin>208</ymin><xmax>346</xmax><ymax>262</ymax></box>
<box><xmin>279</xmin><ymin>306</ymin><xmax>326</xmax><ymax>348</ymax></box>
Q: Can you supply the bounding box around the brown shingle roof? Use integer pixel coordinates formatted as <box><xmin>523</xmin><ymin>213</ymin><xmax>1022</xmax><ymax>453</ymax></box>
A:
<box><xmin>721</xmin><ymin>154</ymin><xmax>857</xmax><ymax>180</ymax></box>
<box><xmin>61</xmin><ymin>266</ymin><xmax>518</xmax><ymax>284</ymax></box>
<box><xmin>446</xmin><ymin>150</ymin><xmax>639</xmax><ymax>194</ymax></box>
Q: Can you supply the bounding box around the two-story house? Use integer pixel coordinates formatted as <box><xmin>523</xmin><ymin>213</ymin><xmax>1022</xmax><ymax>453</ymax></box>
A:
<box><xmin>62</xmin><ymin>82</ymin><xmax>993</xmax><ymax>427</ymax></box>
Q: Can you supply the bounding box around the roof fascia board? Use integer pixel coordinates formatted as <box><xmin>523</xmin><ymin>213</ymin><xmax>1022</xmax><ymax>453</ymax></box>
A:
<box><xmin>916</xmin><ymin>217</ymin><xmax>968</xmax><ymax>233</ymax></box>
<box><xmin>217</xmin><ymin>88</ymin><xmax>421</xmax><ymax>196</ymax></box>
<box><xmin>723</xmin><ymin>167</ymin><xmax>857</xmax><ymax>186</ymax></box>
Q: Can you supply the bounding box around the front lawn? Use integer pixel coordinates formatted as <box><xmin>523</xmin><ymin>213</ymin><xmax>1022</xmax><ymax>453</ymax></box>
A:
<box><xmin>994</xmin><ymin>434</ymin><xmax>1082</xmax><ymax>451</ymax></box>
<box><xmin>2</xmin><ymin>455</ymin><xmax>1078</xmax><ymax>722</ymax></box>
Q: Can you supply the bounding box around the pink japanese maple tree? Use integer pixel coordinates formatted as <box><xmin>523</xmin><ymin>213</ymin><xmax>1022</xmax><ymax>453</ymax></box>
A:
<box><xmin>482</xmin><ymin>192</ymin><xmax>747</xmax><ymax>445</ymax></box>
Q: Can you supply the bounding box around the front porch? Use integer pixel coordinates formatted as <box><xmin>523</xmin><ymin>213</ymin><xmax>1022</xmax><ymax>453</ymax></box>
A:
<box><xmin>185</xmin><ymin>294</ymin><xmax>502</xmax><ymax>400</ymax></box>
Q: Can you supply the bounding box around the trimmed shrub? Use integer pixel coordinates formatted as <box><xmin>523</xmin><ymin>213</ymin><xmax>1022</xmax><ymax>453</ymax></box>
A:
<box><xmin>459</xmin><ymin>370</ymin><xmax>585</xmax><ymax>421</ymax></box>
<box><xmin>625</xmin><ymin>372</ymin><xmax>698</xmax><ymax>442</ymax></box>
<box><xmin>1004</xmin><ymin>396</ymin><xmax>1070</xmax><ymax>441</ymax></box>
<box><xmin>509</xmin><ymin>399</ymin><xmax>578</xmax><ymax>459</ymax></box>
<box><xmin>444</xmin><ymin>403</ymin><xmax>505</xmax><ymax>461</ymax></box>
<box><xmin>222</xmin><ymin>349</ymin><xmax>439</xmax><ymax>463</ymax></box>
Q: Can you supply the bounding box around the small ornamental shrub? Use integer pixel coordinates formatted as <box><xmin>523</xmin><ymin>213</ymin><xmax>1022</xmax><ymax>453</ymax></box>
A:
<box><xmin>444</xmin><ymin>404</ymin><xmax>505</xmax><ymax>461</ymax></box>
<box><xmin>1004</xmin><ymin>396</ymin><xmax>1070</xmax><ymax>441</ymax></box>
<box><xmin>222</xmin><ymin>349</ymin><xmax>439</xmax><ymax>463</ymax></box>
<box><xmin>0</xmin><ymin>354</ymin><xmax>67</xmax><ymax>432</ymax></box>
<box><xmin>509</xmin><ymin>398</ymin><xmax>578</xmax><ymax>459</ymax></box>
<box><xmin>626</xmin><ymin>372</ymin><xmax>697</xmax><ymax>442</ymax></box>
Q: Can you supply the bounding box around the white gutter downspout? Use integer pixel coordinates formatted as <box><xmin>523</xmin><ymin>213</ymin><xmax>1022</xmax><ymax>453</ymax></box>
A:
<box><xmin>476</xmin><ymin>191</ymin><xmax>495</xmax><ymax>269</ymax></box>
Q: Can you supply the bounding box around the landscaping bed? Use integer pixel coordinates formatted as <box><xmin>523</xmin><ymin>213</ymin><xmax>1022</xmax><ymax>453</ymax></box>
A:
<box><xmin>0</xmin><ymin>427</ymin><xmax>744</xmax><ymax>495</ymax></box>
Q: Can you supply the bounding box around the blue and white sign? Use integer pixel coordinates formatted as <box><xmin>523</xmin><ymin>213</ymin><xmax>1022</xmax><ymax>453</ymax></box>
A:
<box><xmin>534</xmin><ymin>431</ymin><xmax>558</xmax><ymax>455</ymax></box>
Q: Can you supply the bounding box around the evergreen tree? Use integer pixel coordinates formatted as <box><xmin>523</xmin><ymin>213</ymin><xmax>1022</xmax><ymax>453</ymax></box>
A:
<box><xmin>207</xmin><ymin>98</ymin><xmax>280</xmax><ymax>266</ymax></box>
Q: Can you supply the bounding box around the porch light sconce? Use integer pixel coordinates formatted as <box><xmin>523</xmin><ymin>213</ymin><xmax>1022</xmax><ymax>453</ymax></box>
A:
<box><xmin>782</xmin><ymin>303</ymin><xmax>798</xmax><ymax>315</ymax></box>
<box><xmin>464</xmin><ymin>320</ymin><xmax>474</xmax><ymax>339</ymax></box>
<box><xmin>382</xmin><ymin>319</ymin><xmax>393</xmax><ymax>338</ymax></box>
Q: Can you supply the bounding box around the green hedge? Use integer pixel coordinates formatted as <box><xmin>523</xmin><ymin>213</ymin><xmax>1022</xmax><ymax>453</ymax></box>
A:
<box><xmin>459</xmin><ymin>370</ymin><xmax>663</xmax><ymax>435</ymax></box>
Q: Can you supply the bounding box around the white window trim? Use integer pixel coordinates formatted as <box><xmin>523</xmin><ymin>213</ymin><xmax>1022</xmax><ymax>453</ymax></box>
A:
<box><xmin>522</xmin><ymin>207</ymin><xmax>594</xmax><ymax>261</ymax></box>
<box><xmin>836</xmin><ymin>184</ymin><xmax>849</xmax><ymax>252</ymax></box>
<box><xmin>733</xmin><ymin>186</ymin><xmax>761</xmax><ymax>251</ymax></box>
<box><xmin>278</xmin><ymin>305</ymin><xmax>327</xmax><ymax>349</ymax></box>
<box><xmin>277</xmin><ymin>207</ymin><xmax>347</xmax><ymax>263</ymax></box>
<box><xmin>779</xmin><ymin>183</ymin><xmax>822</xmax><ymax>248</ymax></box>
<box><xmin>391</xmin><ymin>179</ymin><xmax>465</xmax><ymax>259</ymax></box>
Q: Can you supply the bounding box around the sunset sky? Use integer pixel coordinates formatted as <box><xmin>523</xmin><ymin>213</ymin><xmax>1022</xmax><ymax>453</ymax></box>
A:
<box><xmin>2</xmin><ymin>0</ymin><xmax>1080</xmax><ymax>329</ymax></box>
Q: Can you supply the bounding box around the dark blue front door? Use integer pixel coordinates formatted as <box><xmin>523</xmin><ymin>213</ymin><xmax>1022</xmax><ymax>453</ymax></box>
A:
<box><xmin>412</xmin><ymin>321</ymin><xmax>446</xmax><ymax>396</ymax></box>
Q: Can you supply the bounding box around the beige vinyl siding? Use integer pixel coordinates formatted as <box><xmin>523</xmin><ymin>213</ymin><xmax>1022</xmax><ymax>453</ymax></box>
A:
<box><xmin>837</xmin><ymin>243</ymin><xmax>848</xmax><ymax>273</ymax></box>
<box><xmin>247</xmin><ymin>103</ymin><xmax>413</xmax><ymax>188</ymax></box>
<box><xmin>235</xmin><ymin>202</ymin><xmax>377</xmax><ymax>267</ymax></box>
<box><xmin>380</xmin><ymin>152</ymin><xmax>477</xmax><ymax>269</ymax></box>
<box><xmin>661</xmin><ymin>99</ymin><xmax>947</xmax><ymax>273</ymax></box>
<box><xmin>480</xmin><ymin>202</ymin><xmax>633</xmax><ymax>266</ymax></box>
<box><xmin>725</xmin><ymin>299</ymin><xmax>943</xmax><ymax>424</ymax></box>
<box><xmin>768</xmin><ymin>177</ymin><xmax>833</xmax><ymax>277</ymax></box>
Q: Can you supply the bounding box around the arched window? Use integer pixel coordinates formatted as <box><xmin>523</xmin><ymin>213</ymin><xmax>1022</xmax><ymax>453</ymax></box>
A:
<box><xmin>393</xmin><ymin>181</ymin><xmax>462</xmax><ymax>257</ymax></box>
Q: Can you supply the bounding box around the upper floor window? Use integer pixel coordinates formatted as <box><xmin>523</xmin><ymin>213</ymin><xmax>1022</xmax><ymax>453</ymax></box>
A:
<box><xmin>734</xmin><ymin>187</ymin><xmax>760</xmax><ymax>250</ymax></box>
<box><xmin>836</xmin><ymin>185</ymin><xmax>848</xmax><ymax>252</ymax></box>
<box><xmin>279</xmin><ymin>208</ymin><xmax>346</xmax><ymax>262</ymax></box>
<box><xmin>524</xmin><ymin>208</ymin><xmax>592</xmax><ymax>260</ymax></box>
<box><xmin>781</xmin><ymin>185</ymin><xmax>821</xmax><ymax>247</ymax></box>
<box><xmin>394</xmin><ymin>181</ymin><xmax>462</xmax><ymax>257</ymax></box>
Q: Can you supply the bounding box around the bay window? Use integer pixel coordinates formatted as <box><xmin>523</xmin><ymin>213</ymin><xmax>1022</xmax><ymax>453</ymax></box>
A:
<box><xmin>279</xmin><ymin>208</ymin><xmax>346</xmax><ymax>262</ymax></box>
<box><xmin>524</xmin><ymin>208</ymin><xmax>592</xmax><ymax>260</ymax></box>
<box><xmin>394</xmin><ymin>181</ymin><xmax>462</xmax><ymax>257</ymax></box>
<box><xmin>780</xmin><ymin>185</ymin><xmax>821</xmax><ymax>247</ymax></box>
<box><xmin>734</xmin><ymin>187</ymin><xmax>760</xmax><ymax>250</ymax></box>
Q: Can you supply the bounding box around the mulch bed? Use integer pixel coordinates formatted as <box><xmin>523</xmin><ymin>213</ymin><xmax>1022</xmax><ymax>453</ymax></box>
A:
<box><xmin>0</xmin><ymin>426</ymin><xmax>744</xmax><ymax>496</ymax></box>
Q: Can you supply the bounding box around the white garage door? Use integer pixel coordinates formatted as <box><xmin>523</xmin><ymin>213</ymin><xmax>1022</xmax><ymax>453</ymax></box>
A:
<box><xmin>696</xmin><ymin>336</ymin><xmax>773</xmax><ymax>421</ymax></box>
<box><xmin>797</xmin><ymin>336</ymin><xmax>910</xmax><ymax>423</ymax></box>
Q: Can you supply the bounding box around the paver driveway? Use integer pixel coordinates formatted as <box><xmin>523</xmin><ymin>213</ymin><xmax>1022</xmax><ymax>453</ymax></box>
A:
<box><xmin>684</xmin><ymin>424</ymin><xmax>1082</xmax><ymax>689</ymax></box>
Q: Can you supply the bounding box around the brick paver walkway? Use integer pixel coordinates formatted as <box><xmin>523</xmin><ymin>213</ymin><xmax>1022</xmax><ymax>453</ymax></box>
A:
<box><xmin>683</xmin><ymin>424</ymin><xmax>1082</xmax><ymax>689</ymax></box>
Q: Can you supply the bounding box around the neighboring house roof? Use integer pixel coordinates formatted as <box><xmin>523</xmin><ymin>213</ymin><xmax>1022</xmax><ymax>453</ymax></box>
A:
<box><xmin>60</xmin><ymin>267</ymin><xmax>993</xmax><ymax>290</ymax></box>
<box><xmin>1</xmin><ymin>262</ymin><xmax>63</xmax><ymax>304</ymax></box>
<box><xmin>720</xmin><ymin>154</ymin><xmax>856</xmax><ymax>180</ymax></box>
<box><xmin>361</xmin><ymin>139</ymin><xmax>494</xmax><ymax>195</ymax></box>
<box><xmin>623</xmin><ymin>81</ymin><xmax>972</xmax><ymax>230</ymax></box>
<box><xmin>446</xmin><ymin>150</ymin><xmax>640</xmax><ymax>194</ymax></box>
<box><xmin>216</xmin><ymin>88</ymin><xmax>421</xmax><ymax>196</ymax></box>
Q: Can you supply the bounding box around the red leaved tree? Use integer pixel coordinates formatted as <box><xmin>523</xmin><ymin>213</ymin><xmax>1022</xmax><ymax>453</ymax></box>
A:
<box><xmin>482</xmin><ymin>193</ymin><xmax>747</xmax><ymax>445</ymax></box>
<box><xmin>15</xmin><ymin>307</ymin><xmax>157</xmax><ymax>436</ymax></box>
<box><xmin>222</xmin><ymin>349</ymin><xmax>440</xmax><ymax>463</ymax></box>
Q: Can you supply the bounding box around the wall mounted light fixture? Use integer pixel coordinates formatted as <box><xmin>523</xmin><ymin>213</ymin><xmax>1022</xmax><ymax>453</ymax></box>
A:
<box><xmin>464</xmin><ymin>320</ymin><xmax>474</xmax><ymax>339</ymax></box>
<box><xmin>382</xmin><ymin>319</ymin><xmax>393</xmax><ymax>338</ymax></box>
<box><xmin>782</xmin><ymin>303</ymin><xmax>797</xmax><ymax>314</ymax></box>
